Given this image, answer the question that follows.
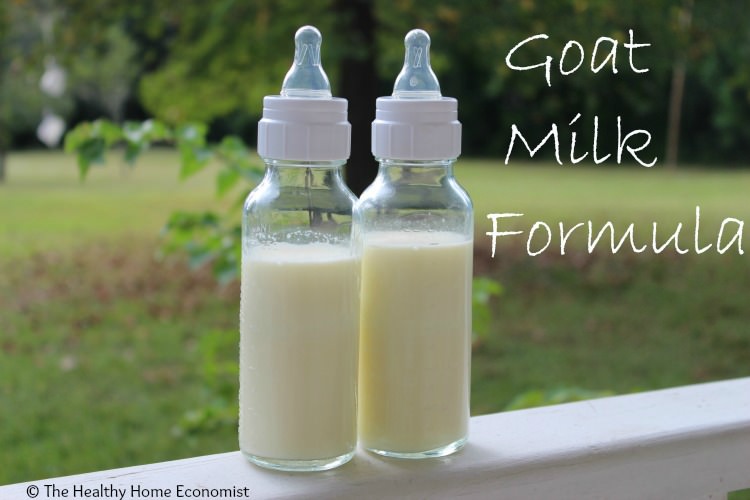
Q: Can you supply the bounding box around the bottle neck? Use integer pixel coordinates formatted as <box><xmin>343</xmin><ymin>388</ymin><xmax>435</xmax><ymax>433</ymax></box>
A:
<box><xmin>375</xmin><ymin>158</ymin><xmax>456</xmax><ymax>186</ymax></box>
<box><xmin>263</xmin><ymin>159</ymin><xmax>346</xmax><ymax>188</ymax></box>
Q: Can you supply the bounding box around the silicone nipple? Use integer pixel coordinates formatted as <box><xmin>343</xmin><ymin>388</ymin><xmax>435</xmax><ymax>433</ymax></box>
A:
<box><xmin>281</xmin><ymin>26</ymin><xmax>332</xmax><ymax>98</ymax></box>
<box><xmin>392</xmin><ymin>29</ymin><xmax>441</xmax><ymax>99</ymax></box>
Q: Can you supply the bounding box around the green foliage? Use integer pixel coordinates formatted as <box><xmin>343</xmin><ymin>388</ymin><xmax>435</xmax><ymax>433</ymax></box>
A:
<box><xmin>0</xmin><ymin>2</ymin><xmax>73</xmax><ymax>142</ymax></box>
<box><xmin>65</xmin><ymin>23</ymin><xmax>139</xmax><ymax>121</ymax></box>
<box><xmin>65</xmin><ymin>118</ymin><xmax>262</xmax><ymax>186</ymax></box>
<box><xmin>161</xmin><ymin>211</ymin><xmax>241</xmax><ymax>285</ymax></box>
<box><xmin>65</xmin><ymin>119</ymin><xmax>261</xmax><ymax>284</ymax></box>
<box><xmin>65</xmin><ymin>119</ymin><xmax>170</xmax><ymax>177</ymax></box>
<box><xmin>134</xmin><ymin>0</ymin><xmax>337</xmax><ymax>124</ymax></box>
<box><xmin>1</xmin><ymin>3</ymin><xmax>149</xmax><ymax>145</ymax></box>
<box><xmin>173</xmin><ymin>329</ymin><xmax>238</xmax><ymax>438</ymax></box>
<box><xmin>5</xmin><ymin>1</ymin><xmax>750</xmax><ymax>162</ymax></box>
<box><xmin>65</xmin><ymin>120</ymin><xmax>261</xmax><ymax>283</ymax></box>
<box><xmin>472</xmin><ymin>276</ymin><xmax>503</xmax><ymax>344</ymax></box>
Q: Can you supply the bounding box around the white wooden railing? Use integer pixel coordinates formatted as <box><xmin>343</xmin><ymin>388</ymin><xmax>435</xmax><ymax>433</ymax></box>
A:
<box><xmin>2</xmin><ymin>377</ymin><xmax>749</xmax><ymax>500</ymax></box>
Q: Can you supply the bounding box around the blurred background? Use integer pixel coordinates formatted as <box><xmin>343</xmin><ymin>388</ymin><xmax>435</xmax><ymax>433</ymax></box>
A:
<box><xmin>1</xmin><ymin>0</ymin><xmax>749</xmax><ymax>488</ymax></box>
<box><xmin>3</xmin><ymin>0</ymin><xmax>750</xmax><ymax>173</ymax></box>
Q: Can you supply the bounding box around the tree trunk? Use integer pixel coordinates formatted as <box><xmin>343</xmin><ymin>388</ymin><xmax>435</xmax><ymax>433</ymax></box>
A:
<box><xmin>665</xmin><ymin>61</ymin><xmax>686</xmax><ymax>169</ymax></box>
<box><xmin>665</xmin><ymin>0</ymin><xmax>694</xmax><ymax>169</ymax></box>
<box><xmin>335</xmin><ymin>0</ymin><xmax>378</xmax><ymax>196</ymax></box>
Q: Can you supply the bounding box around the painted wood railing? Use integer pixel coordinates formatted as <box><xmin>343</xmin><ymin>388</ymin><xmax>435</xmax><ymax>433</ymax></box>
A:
<box><xmin>2</xmin><ymin>377</ymin><xmax>749</xmax><ymax>500</ymax></box>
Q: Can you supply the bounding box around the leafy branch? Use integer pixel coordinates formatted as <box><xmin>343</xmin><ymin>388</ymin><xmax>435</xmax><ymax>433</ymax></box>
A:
<box><xmin>64</xmin><ymin>118</ymin><xmax>263</xmax><ymax>283</ymax></box>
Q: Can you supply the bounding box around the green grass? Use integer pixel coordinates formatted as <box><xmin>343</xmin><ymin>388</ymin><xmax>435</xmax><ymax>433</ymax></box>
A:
<box><xmin>471</xmin><ymin>249</ymin><xmax>750</xmax><ymax>413</ymax></box>
<box><xmin>459</xmin><ymin>159</ymin><xmax>750</xmax><ymax>415</ymax></box>
<box><xmin>465</xmin><ymin>159</ymin><xmax>750</xmax><ymax>222</ymax></box>
<box><xmin>1</xmin><ymin>151</ymin><xmax>749</xmax><ymax>487</ymax></box>
<box><xmin>464</xmin><ymin>159</ymin><xmax>750</xmax><ymax>253</ymax></box>
<box><xmin>0</xmin><ymin>246</ymin><xmax>239</xmax><ymax>481</ymax></box>
<box><xmin>0</xmin><ymin>150</ymin><xmax>232</xmax><ymax>260</ymax></box>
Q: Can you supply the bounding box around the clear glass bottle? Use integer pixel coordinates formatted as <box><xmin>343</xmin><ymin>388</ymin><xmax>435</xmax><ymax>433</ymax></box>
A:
<box><xmin>239</xmin><ymin>26</ymin><xmax>359</xmax><ymax>472</ymax></box>
<box><xmin>355</xmin><ymin>29</ymin><xmax>473</xmax><ymax>459</ymax></box>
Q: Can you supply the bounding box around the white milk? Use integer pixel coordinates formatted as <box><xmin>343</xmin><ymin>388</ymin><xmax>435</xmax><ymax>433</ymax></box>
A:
<box><xmin>239</xmin><ymin>243</ymin><xmax>359</xmax><ymax>462</ymax></box>
<box><xmin>358</xmin><ymin>231</ymin><xmax>472</xmax><ymax>455</ymax></box>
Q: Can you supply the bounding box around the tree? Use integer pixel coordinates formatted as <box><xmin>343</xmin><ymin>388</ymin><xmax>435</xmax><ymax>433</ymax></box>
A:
<box><xmin>0</xmin><ymin>0</ymin><xmax>145</xmax><ymax>183</ymax></box>
<box><xmin>0</xmin><ymin>1</ymin><xmax>7</xmax><ymax>183</ymax></box>
<box><xmin>0</xmin><ymin>1</ymin><xmax>72</xmax><ymax>182</ymax></box>
<box><xmin>44</xmin><ymin>0</ymin><xmax>750</xmax><ymax>167</ymax></box>
<box><xmin>67</xmin><ymin>24</ymin><xmax>139</xmax><ymax>123</ymax></box>
<box><xmin>665</xmin><ymin>0</ymin><xmax>693</xmax><ymax>168</ymax></box>
<box><xmin>334</xmin><ymin>0</ymin><xmax>378</xmax><ymax>195</ymax></box>
<box><xmin>130</xmin><ymin>0</ymin><xmax>378</xmax><ymax>193</ymax></box>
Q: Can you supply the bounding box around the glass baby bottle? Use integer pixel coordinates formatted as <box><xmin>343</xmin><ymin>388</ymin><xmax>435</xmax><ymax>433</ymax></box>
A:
<box><xmin>355</xmin><ymin>29</ymin><xmax>473</xmax><ymax>459</ymax></box>
<box><xmin>239</xmin><ymin>26</ymin><xmax>359</xmax><ymax>472</ymax></box>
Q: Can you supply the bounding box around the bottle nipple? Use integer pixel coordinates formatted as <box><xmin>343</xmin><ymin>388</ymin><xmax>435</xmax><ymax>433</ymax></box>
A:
<box><xmin>281</xmin><ymin>26</ymin><xmax>332</xmax><ymax>98</ymax></box>
<box><xmin>392</xmin><ymin>29</ymin><xmax>441</xmax><ymax>99</ymax></box>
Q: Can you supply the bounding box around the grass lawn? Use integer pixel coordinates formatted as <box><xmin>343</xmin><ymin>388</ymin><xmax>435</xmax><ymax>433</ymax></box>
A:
<box><xmin>0</xmin><ymin>150</ymin><xmax>235</xmax><ymax>260</ymax></box>
<box><xmin>1</xmin><ymin>150</ymin><xmax>749</xmax><ymax>486</ymax></box>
